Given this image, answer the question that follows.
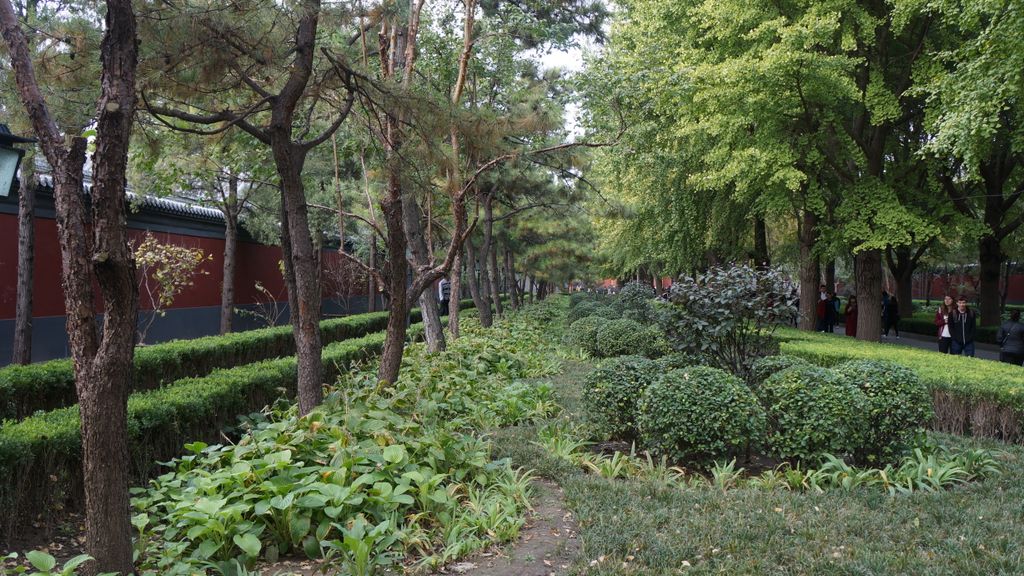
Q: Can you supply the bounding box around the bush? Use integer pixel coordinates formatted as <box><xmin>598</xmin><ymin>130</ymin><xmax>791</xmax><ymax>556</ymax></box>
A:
<box><xmin>663</xmin><ymin>265</ymin><xmax>794</xmax><ymax>379</ymax></box>
<box><xmin>833</xmin><ymin>360</ymin><xmax>933</xmax><ymax>463</ymax></box>
<box><xmin>655</xmin><ymin>352</ymin><xmax>707</xmax><ymax>372</ymax></box>
<box><xmin>761</xmin><ymin>365</ymin><xmax>868</xmax><ymax>461</ymax></box>
<box><xmin>567</xmin><ymin>300</ymin><xmax>619</xmax><ymax>324</ymax></box>
<box><xmin>776</xmin><ymin>327</ymin><xmax>1024</xmax><ymax>442</ymax></box>
<box><xmin>616</xmin><ymin>281</ymin><xmax>657</xmax><ymax>324</ymax></box>
<box><xmin>583</xmin><ymin>356</ymin><xmax>657</xmax><ymax>441</ymax></box>
<box><xmin>637</xmin><ymin>366</ymin><xmax>765</xmax><ymax>466</ymax></box>
<box><xmin>567</xmin><ymin>315</ymin><xmax>610</xmax><ymax>355</ymax></box>
<box><xmin>595</xmin><ymin>318</ymin><xmax>664</xmax><ymax>358</ymax></box>
<box><xmin>750</xmin><ymin>354</ymin><xmax>812</xmax><ymax>385</ymax></box>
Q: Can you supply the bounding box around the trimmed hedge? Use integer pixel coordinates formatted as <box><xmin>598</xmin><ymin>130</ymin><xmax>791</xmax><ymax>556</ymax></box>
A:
<box><xmin>0</xmin><ymin>330</ymin><xmax>390</xmax><ymax>539</ymax></box>
<box><xmin>583</xmin><ymin>356</ymin><xmax>657</xmax><ymax>441</ymax></box>
<box><xmin>637</xmin><ymin>366</ymin><xmax>765</xmax><ymax>466</ymax></box>
<box><xmin>777</xmin><ymin>328</ymin><xmax>1024</xmax><ymax>443</ymax></box>
<box><xmin>0</xmin><ymin>301</ymin><xmax>478</xmax><ymax>422</ymax></box>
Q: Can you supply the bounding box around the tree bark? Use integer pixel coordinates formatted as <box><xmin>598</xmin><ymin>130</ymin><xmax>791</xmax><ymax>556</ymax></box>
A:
<box><xmin>504</xmin><ymin>245</ymin><xmax>519</xmax><ymax>310</ymax></box>
<box><xmin>978</xmin><ymin>234</ymin><xmax>1002</xmax><ymax>326</ymax></box>
<box><xmin>797</xmin><ymin>210</ymin><xmax>820</xmax><ymax>331</ymax></box>
<box><xmin>855</xmin><ymin>249</ymin><xmax>883</xmax><ymax>341</ymax></box>
<box><xmin>1</xmin><ymin>2</ymin><xmax>141</xmax><ymax>572</ymax></box>
<box><xmin>377</xmin><ymin>177</ymin><xmax>410</xmax><ymax>384</ymax></box>
<box><xmin>448</xmin><ymin>248</ymin><xmax>463</xmax><ymax>338</ymax></box>
<box><xmin>12</xmin><ymin>164</ymin><xmax>35</xmax><ymax>365</ymax></box>
<box><xmin>368</xmin><ymin>234</ymin><xmax>378</xmax><ymax>312</ymax></box>
<box><xmin>824</xmin><ymin>259</ymin><xmax>836</xmax><ymax>293</ymax></box>
<box><xmin>488</xmin><ymin>237</ymin><xmax>503</xmax><ymax>316</ymax></box>
<box><xmin>466</xmin><ymin>237</ymin><xmax>492</xmax><ymax>326</ymax></box>
<box><xmin>753</xmin><ymin>217</ymin><xmax>770</xmax><ymax>268</ymax></box>
<box><xmin>401</xmin><ymin>185</ymin><xmax>445</xmax><ymax>352</ymax></box>
<box><xmin>219</xmin><ymin>174</ymin><xmax>239</xmax><ymax>334</ymax></box>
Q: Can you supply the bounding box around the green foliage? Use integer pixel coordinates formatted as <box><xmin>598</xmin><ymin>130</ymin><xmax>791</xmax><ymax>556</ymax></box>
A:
<box><xmin>760</xmin><ymin>365</ymin><xmax>868</xmax><ymax>462</ymax></box>
<box><xmin>776</xmin><ymin>327</ymin><xmax>1024</xmax><ymax>442</ymax></box>
<box><xmin>663</xmin><ymin>265</ymin><xmax>794</xmax><ymax>378</ymax></box>
<box><xmin>833</xmin><ymin>360</ymin><xmax>933</xmax><ymax>464</ymax></box>
<box><xmin>565</xmin><ymin>315</ymin><xmax>610</xmax><ymax>356</ymax></box>
<box><xmin>637</xmin><ymin>366</ymin><xmax>765</xmax><ymax>466</ymax></box>
<box><xmin>582</xmin><ymin>356</ymin><xmax>657</xmax><ymax>441</ymax></box>
<box><xmin>654</xmin><ymin>352</ymin><xmax>707</xmax><ymax>372</ymax></box>
<box><xmin>595</xmin><ymin>318</ymin><xmax>664</xmax><ymax>359</ymax></box>
<box><xmin>615</xmin><ymin>281</ymin><xmax>657</xmax><ymax>324</ymax></box>
<box><xmin>0</xmin><ymin>303</ymin><xmax>482</xmax><ymax>422</ymax></box>
<box><xmin>749</xmin><ymin>354</ymin><xmax>812</xmax><ymax>387</ymax></box>
<box><xmin>567</xmin><ymin>300</ymin><xmax>618</xmax><ymax>324</ymax></box>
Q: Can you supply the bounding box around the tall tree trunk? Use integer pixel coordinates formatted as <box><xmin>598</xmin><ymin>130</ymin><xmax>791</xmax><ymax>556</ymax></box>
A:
<box><xmin>824</xmin><ymin>259</ymin><xmax>836</xmax><ymax>293</ymax></box>
<box><xmin>377</xmin><ymin>176</ymin><xmax>410</xmax><ymax>384</ymax></box>
<box><xmin>978</xmin><ymin>234</ymin><xmax>1002</xmax><ymax>326</ymax></box>
<box><xmin>401</xmin><ymin>186</ymin><xmax>445</xmax><ymax>352</ymax></box>
<box><xmin>797</xmin><ymin>210</ymin><xmax>820</xmax><ymax>331</ymax></box>
<box><xmin>274</xmin><ymin>153</ymin><xmax>323</xmax><ymax>415</ymax></box>
<box><xmin>448</xmin><ymin>248</ymin><xmax>463</xmax><ymax>338</ymax></box>
<box><xmin>219</xmin><ymin>174</ymin><xmax>239</xmax><ymax>334</ymax></box>
<box><xmin>466</xmin><ymin>237</ymin><xmax>492</xmax><ymax>327</ymax></box>
<box><xmin>368</xmin><ymin>234</ymin><xmax>378</xmax><ymax>312</ymax></box>
<box><xmin>855</xmin><ymin>250</ymin><xmax>883</xmax><ymax>341</ymax></box>
<box><xmin>488</xmin><ymin>238</ymin><xmax>503</xmax><ymax>316</ymax></box>
<box><xmin>1</xmin><ymin>2</ymin><xmax>141</xmax><ymax>572</ymax></box>
<box><xmin>504</xmin><ymin>245</ymin><xmax>519</xmax><ymax>310</ymax></box>
<box><xmin>12</xmin><ymin>163</ymin><xmax>35</xmax><ymax>364</ymax></box>
<box><xmin>536</xmin><ymin>280</ymin><xmax>547</xmax><ymax>300</ymax></box>
<box><xmin>753</xmin><ymin>217</ymin><xmax>770</xmax><ymax>268</ymax></box>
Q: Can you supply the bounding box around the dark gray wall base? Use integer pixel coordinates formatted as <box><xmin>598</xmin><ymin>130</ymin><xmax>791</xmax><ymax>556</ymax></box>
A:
<box><xmin>0</xmin><ymin>295</ymin><xmax>380</xmax><ymax>367</ymax></box>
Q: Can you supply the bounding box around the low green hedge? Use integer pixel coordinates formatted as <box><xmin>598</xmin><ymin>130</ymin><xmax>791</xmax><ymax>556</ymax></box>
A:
<box><xmin>777</xmin><ymin>328</ymin><xmax>1024</xmax><ymax>443</ymax></box>
<box><xmin>0</xmin><ymin>330</ymin><xmax>390</xmax><ymax>539</ymax></box>
<box><xmin>0</xmin><ymin>301</ymin><xmax>478</xmax><ymax>422</ymax></box>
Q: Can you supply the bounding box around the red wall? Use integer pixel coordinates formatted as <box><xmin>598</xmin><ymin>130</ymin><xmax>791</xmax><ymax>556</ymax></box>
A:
<box><xmin>0</xmin><ymin>212</ymin><xmax>364</xmax><ymax>320</ymax></box>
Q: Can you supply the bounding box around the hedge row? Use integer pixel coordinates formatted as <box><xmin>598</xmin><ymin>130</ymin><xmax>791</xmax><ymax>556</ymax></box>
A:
<box><xmin>0</xmin><ymin>329</ymin><xmax>391</xmax><ymax>539</ymax></box>
<box><xmin>777</xmin><ymin>328</ymin><xmax>1024</xmax><ymax>443</ymax></box>
<box><xmin>0</xmin><ymin>301</ymin><xmax>476</xmax><ymax>422</ymax></box>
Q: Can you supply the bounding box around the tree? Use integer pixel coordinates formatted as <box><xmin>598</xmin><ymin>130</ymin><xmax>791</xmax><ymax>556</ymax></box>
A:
<box><xmin>141</xmin><ymin>0</ymin><xmax>357</xmax><ymax>415</ymax></box>
<box><xmin>1</xmin><ymin>0</ymin><xmax>139</xmax><ymax>572</ymax></box>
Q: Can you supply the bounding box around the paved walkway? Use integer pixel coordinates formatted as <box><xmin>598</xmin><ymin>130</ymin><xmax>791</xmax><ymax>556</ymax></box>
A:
<box><xmin>827</xmin><ymin>324</ymin><xmax>1001</xmax><ymax>361</ymax></box>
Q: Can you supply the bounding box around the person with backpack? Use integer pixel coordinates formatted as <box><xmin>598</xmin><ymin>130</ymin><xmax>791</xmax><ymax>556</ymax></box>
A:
<box><xmin>948</xmin><ymin>296</ymin><xmax>977</xmax><ymax>357</ymax></box>
<box><xmin>997</xmin><ymin>310</ymin><xmax>1024</xmax><ymax>366</ymax></box>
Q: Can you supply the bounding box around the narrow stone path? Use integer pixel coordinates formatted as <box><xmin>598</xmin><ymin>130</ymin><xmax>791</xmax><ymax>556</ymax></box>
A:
<box><xmin>437</xmin><ymin>480</ymin><xmax>580</xmax><ymax>576</ymax></box>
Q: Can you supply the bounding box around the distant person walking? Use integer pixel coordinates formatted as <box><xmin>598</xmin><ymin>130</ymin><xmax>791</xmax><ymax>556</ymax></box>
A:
<box><xmin>883</xmin><ymin>296</ymin><xmax>901</xmax><ymax>338</ymax></box>
<box><xmin>438</xmin><ymin>277</ymin><xmax>451</xmax><ymax>316</ymax></box>
<box><xmin>844</xmin><ymin>295</ymin><xmax>858</xmax><ymax>337</ymax></box>
<box><xmin>934</xmin><ymin>295</ymin><xmax>955</xmax><ymax>354</ymax></box>
<box><xmin>997</xmin><ymin>310</ymin><xmax>1024</xmax><ymax>366</ymax></box>
<box><xmin>815</xmin><ymin>284</ymin><xmax>829</xmax><ymax>332</ymax></box>
<box><xmin>948</xmin><ymin>296</ymin><xmax>977</xmax><ymax>357</ymax></box>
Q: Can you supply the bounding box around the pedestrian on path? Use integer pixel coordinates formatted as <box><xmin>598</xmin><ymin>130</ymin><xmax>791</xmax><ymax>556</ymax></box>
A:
<box><xmin>883</xmin><ymin>296</ymin><xmax>901</xmax><ymax>338</ymax></box>
<box><xmin>997</xmin><ymin>310</ymin><xmax>1024</xmax><ymax>366</ymax></box>
<box><xmin>949</xmin><ymin>296</ymin><xmax>977</xmax><ymax>357</ymax></box>
<box><xmin>844</xmin><ymin>295</ymin><xmax>858</xmax><ymax>337</ymax></box>
<box><xmin>934</xmin><ymin>295</ymin><xmax>955</xmax><ymax>354</ymax></box>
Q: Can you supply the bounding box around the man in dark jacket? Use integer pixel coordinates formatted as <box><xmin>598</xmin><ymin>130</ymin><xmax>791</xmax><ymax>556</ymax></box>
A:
<box><xmin>997</xmin><ymin>310</ymin><xmax>1024</xmax><ymax>366</ymax></box>
<box><xmin>949</xmin><ymin>296</ymin><xmax>977</xmax><ymax>357</ymax></box>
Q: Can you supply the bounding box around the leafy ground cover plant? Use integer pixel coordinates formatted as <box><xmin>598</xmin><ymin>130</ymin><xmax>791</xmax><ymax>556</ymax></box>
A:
<box><xmin>122</xmin><ymin>313</ymin><xmax>557</xmax><ymax>574</ymax></box>
<box><xmin>637</xmin><ymin>366</ymin><xmax>766</xmax><ymax>466</ymax></box>
<box><xmin>663</xmin><ymin>265</ymin><xmax>796</xmax><ymax>379</ymax></box>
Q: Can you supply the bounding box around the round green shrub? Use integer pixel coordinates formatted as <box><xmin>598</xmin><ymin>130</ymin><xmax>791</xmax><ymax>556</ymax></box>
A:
<box><xmin>637</xmin><ymin>366</ymin><xmax>765</xmax><ymax>465</ymax></box>
<box><xmin>833</xmin><ymin>360</ymin><xmax>933</xmax><ymax>463</ymax></box>
<box><xmin>567</xmin><ymin>301</ymin><xmax>619</xmax><ymax>324</ymax></box>
<box><xmin>655</xmin><ymin>352</ymin><xmax>706</xmax><ymax>372</ymax></box>
<box><xmin>616</xmin><ymin>281</ymin><xmax>657</xmax><ymax>324</ymax></box>
<box><xmin>582</xmin><ymin>356</ymin><xmax>657</xmax><ymax>441</ymax></box>
<box><xmin>750</xmin><ymin>354</ymin><xmax>812</xmax><ymax>385</ymax></box>
<box><xmin>566</xmin><ymin>315</ymin><xmax>610</xmax><ymax>354</ymax></box>
<box><xmin>761</xmin><ymin>365</ymin><xmax>869</xmax><ymax>461</ymax></box>
<box><xmin>595</xmin><ymin>318</ymin><xmax>662</xmax><ymax>358</ymax></box>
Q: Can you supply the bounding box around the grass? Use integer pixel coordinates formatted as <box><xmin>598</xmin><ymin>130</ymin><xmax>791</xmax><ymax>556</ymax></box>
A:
<box><xmin>493</xmin><ymin>339</ymin><xmax>1024</xmax><ymax>575</ymax></box>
